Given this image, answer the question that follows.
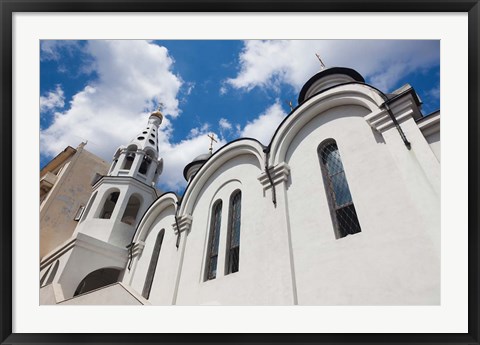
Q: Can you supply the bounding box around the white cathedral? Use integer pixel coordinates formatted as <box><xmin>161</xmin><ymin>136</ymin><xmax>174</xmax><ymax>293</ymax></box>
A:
<box><xmin>40</xmin><ymin>67</ymin><xmax>440</xmax><ymax>305</ymax></box>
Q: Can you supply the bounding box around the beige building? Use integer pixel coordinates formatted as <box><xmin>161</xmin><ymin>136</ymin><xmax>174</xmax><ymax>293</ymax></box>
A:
<box><xmin>40</xmin><ymin>142</ymin><xmax>110</xmax><ymax>259</ymax></box>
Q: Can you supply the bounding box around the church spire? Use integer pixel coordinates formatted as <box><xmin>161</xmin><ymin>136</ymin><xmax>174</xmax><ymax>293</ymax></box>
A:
<box><xmin>107</xmin><ymin>109</ymin><xmax>164</xmax><ymax>186</ymax></box>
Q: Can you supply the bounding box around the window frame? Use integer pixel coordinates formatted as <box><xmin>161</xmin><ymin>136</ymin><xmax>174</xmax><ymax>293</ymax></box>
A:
<box><xmin>142</xmin><ymin>229</ymin><xmax>165</xmax><ymax>300</ymax></box>
<box><xmin>225</xmin><ymin>190</ymin><xmax>241</xmax><ymax>275</ymax></box>
<box><xmin>319</xmin><ymin>139</ymin><xmax>362</xmax><ymax>239</ymax></box>
<box><xmin>205</xmin><ymin>200</ymin><xmax>223</xmax><ymax>281</ymax></box>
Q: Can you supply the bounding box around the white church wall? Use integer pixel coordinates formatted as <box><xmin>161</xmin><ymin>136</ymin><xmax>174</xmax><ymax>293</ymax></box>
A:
<box><xmin>425</xmin><ymin>131</ymin><xmax>441</xmax><ymax>161</ymax></box>
<box><xmin>283</xmin><ymin>104</ymin><xmax>440</xmax><ymax>305</ymax></box>
<box><xmin>175</xmin><ymin>154</ymin><xmax>296</xmax><ymax>305</ymax></box>
<box><xmin>128</xmin><ymin>208</ymin><xmax>179</xmax><ymax>305</ymax></box>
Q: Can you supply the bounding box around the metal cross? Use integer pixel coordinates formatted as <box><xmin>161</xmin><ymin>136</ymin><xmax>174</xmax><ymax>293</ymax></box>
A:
<box><xmin>208</xmin><ymin>133</ymin><xmax>217</xmax><ymax>154</ymax></box>
<box><xmin>286</xmin><ymin>100</ymin><xmax>294</xmax><ymax>111</ymax></box>
<box><xmin>157</xmin><ymin>102</ymin><xmax>165</xmax><ymax>112</ymax></box>
<box><xmin>315</xmin><ymin>53</ymin><xmax>326</xmax><ymax>70</ymax></box>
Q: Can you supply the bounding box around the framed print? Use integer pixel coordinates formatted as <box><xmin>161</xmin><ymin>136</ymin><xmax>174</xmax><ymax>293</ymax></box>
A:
<box><xmin>1</xmin><ymin>1</ymin><xmax>479</xmax><ymax>344</ymax></box>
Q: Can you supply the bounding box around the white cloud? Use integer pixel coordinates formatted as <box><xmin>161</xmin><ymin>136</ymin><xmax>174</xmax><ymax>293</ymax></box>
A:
<box><xmin>40</xmin><ymin>41</ymin><xmax>186</xmax><ymax>186</ymax></box>
<box><xmin>40</xmin><ymin>85</ymin><xmax>65</xmax><ymax>112</ymax></box>
<box><xmin>160</xmin><ymin>132</ymin><xmax>226</xmax><ymax>193</ymax></box>
<box><xmin>40</xmin><ymin>40</ymin><xmax>81</xmax><ymax>61</ymax></box>
<box><xmin>187</xmin><ymin>123</ymin><xmax>210</xmax><ymax>139</ymax></box>
<box><xmin>219</xmin><ymin>118</ymin><xmax>232</xmax><ymax>130</ymax></box>
<box><xmin>240</xmin><ymin>101</ymin><xmax>287</xmax><ymax>145</ymax></box>
<box><xmin>226</xmin><ymin>40</ymin><xmax>439</xmax><ymax>93</ymax></box>
<box><xmin>428</xmin><ymin>84</ymin><xmax>440</xmax><ymax>99</ymax></box>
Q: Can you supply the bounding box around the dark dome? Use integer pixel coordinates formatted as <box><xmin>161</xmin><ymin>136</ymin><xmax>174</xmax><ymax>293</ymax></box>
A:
<box><xmin>298</xmin><ymin>67</ymin><xmax>365</xmax><ymax>104</ymax></box>
<box><xmin>183</xmin><ymin>153</ymin><xmax>212</xmax><ymax>181</ymax></box>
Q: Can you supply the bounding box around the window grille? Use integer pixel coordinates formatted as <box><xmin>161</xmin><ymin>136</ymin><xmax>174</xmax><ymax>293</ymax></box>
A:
<box><xmin>206</xmin><ymin>201</ymin><xmax>222</xmax><ymax>280</ymax></box>
<box><xmin>142</xmin><ymin>229</ymin><xmax>165</xmax><ymax>299</ymax></box>
<box><xmin>320</xmin><ymin>141</ymin><xmax>361</xmax><ymax>238</ymax></box>
<box><xmin>226</xmin><ymin>191</ymin><xmax>241</xmax><ymax>274</ymax></box>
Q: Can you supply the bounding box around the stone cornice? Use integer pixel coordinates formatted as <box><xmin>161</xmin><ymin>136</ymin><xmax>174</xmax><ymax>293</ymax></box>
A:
<box><xmin>365</xmin><ymin>94</ymin><xmax>419</xmax><ymax>133</ymax></box>
<box><xmin>258</xmin><ymin>162</ymin><xmax>291</xmax><ymax>190</ymax></box>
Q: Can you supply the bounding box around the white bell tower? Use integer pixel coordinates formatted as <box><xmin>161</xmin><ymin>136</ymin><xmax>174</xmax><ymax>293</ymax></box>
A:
<box><xmin>51</xmin><ymin>110</ymin><xmax>164</xmax><ymax>300</ymax></box>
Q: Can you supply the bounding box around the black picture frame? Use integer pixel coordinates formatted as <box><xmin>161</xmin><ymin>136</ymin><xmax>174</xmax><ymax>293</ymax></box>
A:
<box><xmin>1</xmin><ymin>1</ymin><xmax>478</xmax><ymax>344</ymax></box>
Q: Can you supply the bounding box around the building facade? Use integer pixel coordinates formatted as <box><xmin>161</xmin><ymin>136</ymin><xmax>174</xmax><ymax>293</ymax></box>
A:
<box><xmin>40</xmin><ymin>67</ymin><xmax>440</xmax><ymax>305</ymax></box>
<box><xmin>40</xmin><ymin>142</ymin><xmax>110</xmax><ymax>259</ymax></box>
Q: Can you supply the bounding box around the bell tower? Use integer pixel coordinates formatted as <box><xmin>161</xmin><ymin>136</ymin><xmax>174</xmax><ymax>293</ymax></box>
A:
<box><xmin>50</xmin><ymin>110</ymin><xmax>164</xmax><ymax>300</ymax></box>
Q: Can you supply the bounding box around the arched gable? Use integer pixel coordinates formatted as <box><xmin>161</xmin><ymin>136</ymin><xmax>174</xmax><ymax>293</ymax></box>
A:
<box><xmin>133</xmin><ymin>192</ymin><xmax>178</xmax><ymax>243</ymax></box>
<box><xmin>269</xmin><ymin>83</ymin><xmax>385</xmax><ymax>166</ymax></box>
<box><xmin>179</xmin><ymin>139</ymin><xmax>264</xmax><ymax>216</ymax></box>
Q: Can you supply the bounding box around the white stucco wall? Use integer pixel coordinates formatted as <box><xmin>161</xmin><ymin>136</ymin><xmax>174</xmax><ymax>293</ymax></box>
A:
<box><xmin>283</xmin><ymin>104</ymin><xmax>440</xmax><ymax>304</ymax></box>
<box><xmin>175</xmin><ymin>153</ymin><xmax>296</xmax><ymax>305</ymax></box>
<box><xmin>127</xmin><ymin>205</ymin><xmax>179</xmax><ymax>305</ymax></box>
<box><xmin>425</xmin><ymin>131</ymin><xmax>441</xmax><ymax>161</ymax></box>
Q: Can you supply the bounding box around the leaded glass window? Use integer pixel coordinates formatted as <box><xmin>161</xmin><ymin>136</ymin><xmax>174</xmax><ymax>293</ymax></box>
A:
<box><xmin>320</xmin><ymin>141</ymin><xmax>361</xmax><ymax>239</ymax></box>
<box><xmin>206</xmin><ymin>201</ymin><xmax>222</xmax><ymax>280</ymax></box>
<box><xmin>226</xmin><ymin>191</ymin><xmax>241</xmax><ymax>274</ymax></box>
<box><xmin>142</xmin><ymin>229</ymin><xmax>164</xmax><ymax>299</ymax></box>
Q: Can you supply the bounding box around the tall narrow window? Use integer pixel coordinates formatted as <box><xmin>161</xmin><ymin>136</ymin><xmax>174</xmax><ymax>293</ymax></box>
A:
<box><xmin>226</xmin><ymin>191</ymin><xmax>241</xmax><ymax>274</ymax></box>
<box><xmin>123</xmin><ymin>152</ymin><xmax>135</xmax><ymax>170</ymax></box>
<box><xmin>319</xmin><ymin>141</ymin><xmax>361</xmax><ymax>238</ymax></box>
<box><xmin>206</xmin><ymin>201</ymin><xmax>222</xmax><ymax>280</ymax></box>
<box><xmin>139</xmin><ymin>156</ymin><xmax>151</xmax><ymax>175</ymax></box>
<box><xmin>142</xmin><ymin>229</ymin><xmax>164</xmax><ymax>299</ymax></box>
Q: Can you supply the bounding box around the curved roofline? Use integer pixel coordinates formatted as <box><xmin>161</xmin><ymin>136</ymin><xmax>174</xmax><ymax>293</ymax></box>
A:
<box><xmin>298</xmin><ymin>67</ymin><xmax>365</xmax><ymax>104</ymax></box>
<box><xmin>182</xmin><ymin>136</ymin><xmax>265</xmax><ymax>181</ymax></box>
<box><xmin>178</xmin><ymin>137</ymin><xmax>265</xmax><ymax>215</ymax></box>
<box><xmin>128</xmin><ymin>191</ymin><xmax>179</xmax><ymax>245</ymax></box>
<box><xmin>270</xmin><ymin>81</ymin><xmax>384</xmax><ymax>153</ymax></box>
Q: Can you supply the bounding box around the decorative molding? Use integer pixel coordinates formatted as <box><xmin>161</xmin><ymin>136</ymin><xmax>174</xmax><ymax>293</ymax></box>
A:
<box><xmin>365</xmin><ymin>96</ymin><xmax>418</xmax><ymax>133</ymax></box>
<box><xmin>258</xmin><ymin>162</ymin><xmax>291</xmax><ymax>190</ymax></box>
<box><xmin>130</xmin><ymin>240</ymin><xmax>145</xmax><ymax>258</ymax></box>
<box><xmin>172</xmin><ymin>214</ymin><xmax>193</xmax><ymax>234</ymax></box>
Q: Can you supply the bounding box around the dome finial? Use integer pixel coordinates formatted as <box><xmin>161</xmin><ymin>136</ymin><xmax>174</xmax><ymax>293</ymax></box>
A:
<box><xmin>150</xmin><ymin>102</ymin><xmax>164</xmax><ymax>122</ymax></box>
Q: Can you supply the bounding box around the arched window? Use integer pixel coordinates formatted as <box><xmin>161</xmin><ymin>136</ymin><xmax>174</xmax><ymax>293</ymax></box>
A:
<box><xmin>121</xmin><ymin>194</ymin><xmax>142</xmax><ymax>225</ymax></box>
<box><xmin>80</xmin><ymin>192</ymin><xmax>98</xmax><ymax>222</ymax></box>
<box><xmin>123</xmin><ymin>152</ymin><xmax>135</xmax><ymax>170</ymax></box>
<box><xmin>98</xmin><ymin>190</ymin><xmax>120</xmax><ymax>219</ymax></box>
<box><xmin>319</xmin><ymin>140</ymin><xmax>361</xmax><ymax>239</ymax></box>
<box><xmin>226</xmin><ymin>191</ymin><xmax>241</xmax><ymax>274</ymax></box>
<box><xmin>142</xmin><ymin>229</ymin><xmax>165</xmax><ymax>299</ymax></box>
<box><xmin>206</xmin><ymin>201</ymin><xmax>222</xmax><ymax>280</ymax></box>
<box><xmin>73</xmin><ymin>267</ymin><xmax>121</xmax><ymax>297</ymax></box>
<box><xmin>44</xmin><ymin>260</ymin><xmax>59</xmax><ymax>286</ymax></box>
<box><xmin>139</xmin><ymin>155</ymin><xmax>152</xmax><ymax>175</ymax></box>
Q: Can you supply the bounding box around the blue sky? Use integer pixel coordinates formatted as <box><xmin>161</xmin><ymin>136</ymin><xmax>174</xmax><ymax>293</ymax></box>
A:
<box><xmin>40</xmin><ymin>40</ymin><xmax>440</xmax><ymax>193</ymax></box>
